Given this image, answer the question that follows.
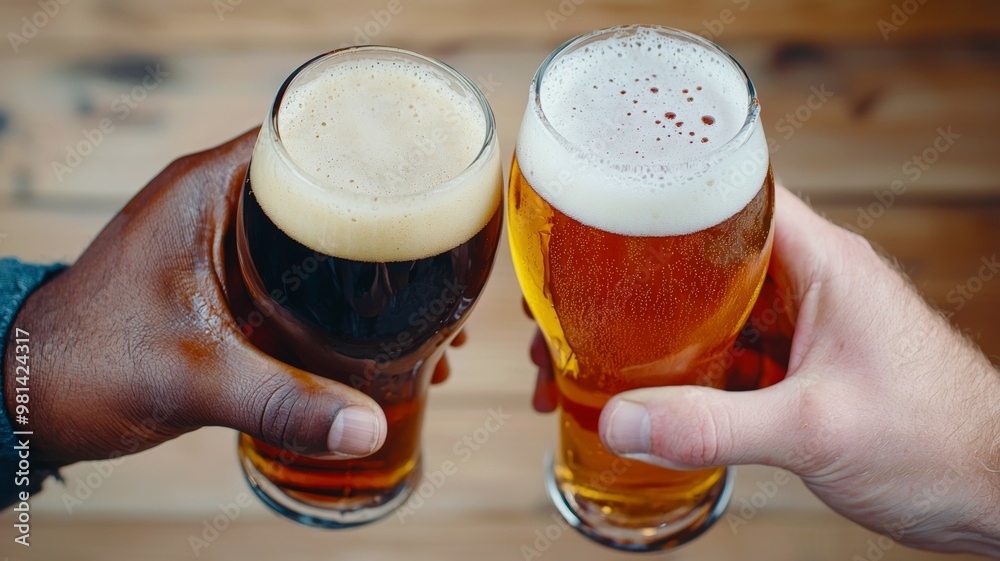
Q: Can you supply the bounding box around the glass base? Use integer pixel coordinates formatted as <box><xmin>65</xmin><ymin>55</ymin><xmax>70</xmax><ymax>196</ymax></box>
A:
<box><xmin>239</xmin><ymin>446</ymin><xmax>420</xmax><ymax>529</ymax></box>
<box><xmin>544</xmin><ymin>451</ymin><xmax>734</xmax><ymax>552</ymax></box>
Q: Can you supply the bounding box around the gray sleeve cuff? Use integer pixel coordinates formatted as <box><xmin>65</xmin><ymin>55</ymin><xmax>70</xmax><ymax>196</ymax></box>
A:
<box><xmin>0</xmin><ymin>258</ymin><xmax>67</xmax><ymax>509</ymax></box>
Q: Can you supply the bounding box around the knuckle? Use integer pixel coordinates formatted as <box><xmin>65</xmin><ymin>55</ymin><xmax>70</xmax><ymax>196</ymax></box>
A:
<box><xmin>836</xmin><ymin>227</ymin><xmax>873</xmax><ymax>254</ymax></box>
<box><xmin>814</xmin><ymin>226</ymin><xmax>882</xmax><ymax>285</ymax></box>
<box><xmin>161</xmin><ymin>153</ymin><xmax>202</xmax><ymax>183</ymax></box>
<box><xmin>834</xmin><ymin>229</ymin><xmax>881</xmax><ymax>271</ymax></box>
<box><xmin>656</xmin><ymin>398</ymin><xmax>726</xmax><ymax>468</ymax></box>
<box><xmin>784</xmin><ymin>382</ymin><xmax>845</xmax><ymax>473</ymax></box>
<box><xmin>255</xmin><ymin>380</ymin><xmax>309</xmax><ymax>449</ymax></box>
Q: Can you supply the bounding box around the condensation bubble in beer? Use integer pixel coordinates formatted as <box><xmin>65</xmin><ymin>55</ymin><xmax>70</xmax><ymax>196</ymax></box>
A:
<box><xmin>250</xmin><ymin>56</ymin><xmax>501</xmax><ymax>262</ymax></box>
<box><xmin>516</xmin><ymin>27</ymin><xmax>768</xmax><ymax>236</ymax></box>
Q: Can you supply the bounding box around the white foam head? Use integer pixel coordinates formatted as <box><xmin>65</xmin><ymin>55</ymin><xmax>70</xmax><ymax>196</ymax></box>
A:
<box><xmin>516</xmin><ymin>26</ymin><xmax>769</xmax><ymax>236</ymax></box>
<box><xmin>250</xmin><ymin>49</ymin><xmax>501</xmax><ymax>262</ymax></box>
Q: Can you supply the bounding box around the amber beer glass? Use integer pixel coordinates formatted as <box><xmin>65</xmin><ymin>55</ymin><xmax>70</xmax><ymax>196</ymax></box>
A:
<box><xmin>233</xmin><ymin>47</ymin><xmax>502</xmax><ymax>527</ymax></box>
<box><xmin>508</xmin><ymin>25</ymin><xmax>774</xmax><ymax>550</ymax></box>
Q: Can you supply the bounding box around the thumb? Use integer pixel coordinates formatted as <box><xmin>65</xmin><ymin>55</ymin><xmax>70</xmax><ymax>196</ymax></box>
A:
<box><xmin>600</xmin><ymin>382</ymin><xmax>805</xmax><ymax>471</ymax></box>
<box><xmin>194</xmin><ymin>336</ymin><xmax>388</xmax><ymax>459</ymax></box>
<box><xmin>596</xmin><ymin>187</ymin><xmax>842</xmax><ymax>472</ymax></box>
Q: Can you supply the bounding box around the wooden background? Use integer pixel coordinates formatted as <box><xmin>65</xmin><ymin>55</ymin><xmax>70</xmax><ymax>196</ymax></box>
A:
<box><xmin>0</xmin><ymin>1</ymin><xmax>998</xmax><ymax>559</ymax></box>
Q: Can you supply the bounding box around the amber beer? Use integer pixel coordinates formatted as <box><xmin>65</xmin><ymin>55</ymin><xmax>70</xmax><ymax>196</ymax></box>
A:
<box><xmin>232</xmin><ymin>47</ymin><xmax>502</xmax><ymax>528</ymax></box>
<box><xmin>508</xmin><ymin>25</ymin><xmax>774</xmax><ymax>550</ymax></box>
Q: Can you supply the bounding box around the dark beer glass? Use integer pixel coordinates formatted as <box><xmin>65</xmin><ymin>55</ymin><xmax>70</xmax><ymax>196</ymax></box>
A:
<box><xmin>233</xmin><ymin>47</ymin><xmax>502</xmax><ymax>528</ymax></box>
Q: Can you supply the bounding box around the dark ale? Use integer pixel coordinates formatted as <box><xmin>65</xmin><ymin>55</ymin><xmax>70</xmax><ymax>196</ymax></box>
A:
<box><xmin>231</xmin><ymin>47</ymin><xmax>503</xmax><ymax>527</ymax></box>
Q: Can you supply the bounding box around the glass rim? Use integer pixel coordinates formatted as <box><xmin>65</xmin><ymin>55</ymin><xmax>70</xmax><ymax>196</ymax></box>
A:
<box><xmin>529</xmin><ymin>24</ymin><xmax>761</xmax><ymax>174</ymax></box>
<box><xmin>263</xmin><ymin>45</ymin><xmax>498</xmax><ymax>203</ymax></box>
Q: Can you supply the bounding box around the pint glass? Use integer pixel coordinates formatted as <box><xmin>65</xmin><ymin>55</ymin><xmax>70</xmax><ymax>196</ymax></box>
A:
<box><xmin>508</xmin><ymin>25</ymin><xmax>774</xmax><ymax>550</ymax></box>
<box><xmin>232</xmin><ymin>47</ymin><xmax>503</xmax><ymax>527</ymax></box>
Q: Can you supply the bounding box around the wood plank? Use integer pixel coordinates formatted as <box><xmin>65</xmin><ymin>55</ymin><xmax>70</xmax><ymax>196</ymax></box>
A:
<box><xmin>0</xmin><ymin>514</ymin><xmax>989</xmax><ymax>561</ymax></box>
<box><xmin>1</xmin><ymin>413</ymin><xmax>826</xmax><ymax>518</ymax></box>
<box><xmin>2</xmin><ymin>42</ymin><xmax>999</xmax><ymax>206</ymax></box>
<box><xmin>3</xmin><ymin>197</ymin><xmax>999</xmax><ymax>359</ymax></box>
<box><xmin>0</xmin><ymin>3</ymin><xmax>997</xmax><ymax>557</ymax></box>
<box><xmin>0</xmin><ymin>205</ymin><xmax>995</xmax><ymax>555</ymax></box>
<box><xmin>0</xmin><ymin>0</ymin><xmax>996</xmax><ymax>55</ymax></box>
<box><xmin>817</xmin><ymin>200</ymin><xmax>1000</xmax><ymax>360</ymax></box>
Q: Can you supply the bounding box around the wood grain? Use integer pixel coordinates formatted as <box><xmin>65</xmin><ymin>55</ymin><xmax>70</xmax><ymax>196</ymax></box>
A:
<box><xmin>0</xmin><ymin>199</ymin><xmax>997</xmax><ymax>559</ymax></box>
<box><xmin>1</xmin><ymin>2</ymin><xmax>999</xmax><ymax>206</ymax></box>
<box><xmin>0</xmin><ymin>1</ymin><xmax>997</xmax><ymax>559</ymax></box>
<box><xmin>0</xmin><ymin>0</ymin><xmax>997</xmax><ymax>51</ymax></box>
<box><xmin>0</xmin><ymin>516</ymin><xmax>990</xmax><ymax>561</ymax></box>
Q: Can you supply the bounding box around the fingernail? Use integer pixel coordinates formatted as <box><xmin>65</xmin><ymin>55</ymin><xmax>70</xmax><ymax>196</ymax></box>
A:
<box><xmin>620</xmin><ymin>453</ymin><xmax>687</xmax><ymax>471</ymax></box>
<box><xmin>327</xmin><ymin>406</ymin><xmax>381</xmax><ymax>457</ymax></box>
<box><xmin>603</xmin><ymin>400</ymin><xmax>651</xmax><ymax>455</ymax></box>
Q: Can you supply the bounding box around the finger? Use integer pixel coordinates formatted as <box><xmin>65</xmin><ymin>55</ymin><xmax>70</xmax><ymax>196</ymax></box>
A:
<box><xmin>431</xmin><ymin>354</ymin><xmax>450</xmax><ymax>384</ymax></box>
<box><xmin>179</xmin><ymin>130</ymin><xmax>384</xmax><ymax>458</ymax></box>
<box><xmin>532</xmin><ymin>371</ymin><xmax>558</xmax><ymax>413</ymax></box>
<box><xmin>725</xmin><ymin>340</ymin><xmax>788</xmax><ymax>391</ymax></box>
<box><xmin>749</xmin><ymin>274</ymin><xmax>795</xmax><ymax>341</ymax></box>
<box><xmin>146</xmin><ymin>129</ymin><xmax>261</xmax><ymax>291</ymax></box>
<box><xmin>521</xmin><ymin>297</ymin><xmax>534</xmax><ymax>320</ymax></box>
<box><xmin>759</xmin><ymin>345</ymin><xmax>789</xmax><ymax>389</ymax></box>
<box><xmin>725</xmin><ymin>280</ymin><xmax>792</xmax><ymax>392</ymax></box>
<box><xmin>770</xmin><ymin>184</ymin><xmax>869</xmax><ymax>376</ymax></box>
<box><xmin>600</xmin><ymin>382</ymin><xmax>804</xmax><ymax>471</ymax></box>
<box><xmin>772</xmin><ymin>184</ymin><xmax>845</xmax><ymax>308</ymax></box>
<box><xmin>159</xmin><ymin>128</ymin><xmax>260</xmax><ymax>206</ymax></box>
<box><xmin>450</xmin><ymin>330</ymin><xmax>467</xmax><ymax>348</ymax></box>
<box><xmin>726</xmin><ymin>346</ymin><xmax>765</xmax><ymax>391</ymax></box>
<box><xmin>531</xmin><ymin>329</ymin><xmax>558</xmax><ymax>413</ymax></box>
<box><xmin>196</xmin><ymin>336</ymin><xmax>387</xmax><ymax>458</ymax></box>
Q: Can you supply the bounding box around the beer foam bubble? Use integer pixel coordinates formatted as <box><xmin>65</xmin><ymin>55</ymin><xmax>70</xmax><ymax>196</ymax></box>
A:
<box><xmin>516</xmin><ymin>27</ymin><xmax>768</xmax><ymax>236</ymax></box>
<box><xmin>251</xmin><ymin>55</ymin><xmax>501</xmax><ymax>262</ymax></box>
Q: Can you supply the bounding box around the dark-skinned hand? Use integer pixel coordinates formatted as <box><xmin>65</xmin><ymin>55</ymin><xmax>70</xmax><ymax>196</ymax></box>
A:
<box><xmin>4</xmin><ymin>130</ymin><xmax>462</xmax><ymax>467</ymax></box>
